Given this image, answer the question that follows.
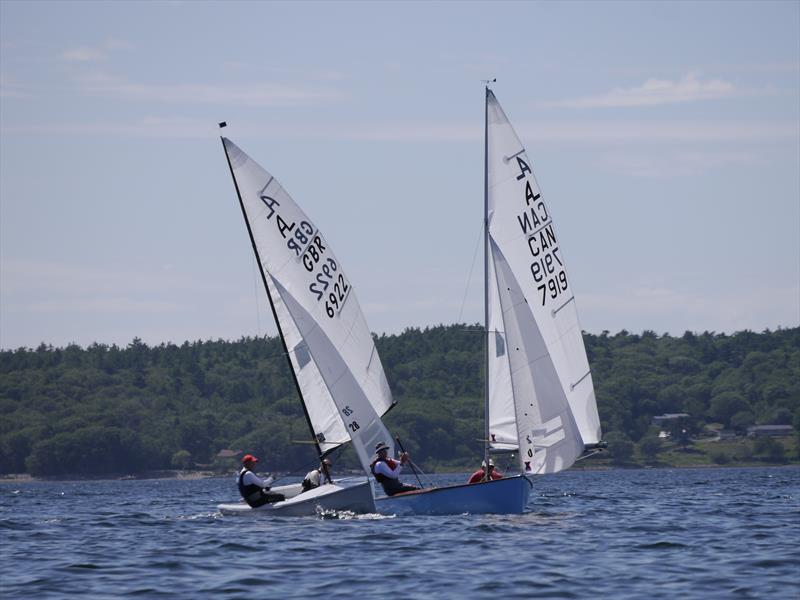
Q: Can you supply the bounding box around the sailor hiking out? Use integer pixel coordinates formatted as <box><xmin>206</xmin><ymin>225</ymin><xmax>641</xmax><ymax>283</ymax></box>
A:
<box><xmin>370</xmin><ymin>441</ymin><xmax>419</xmax><ymax>496</ymax></box>
<box><xmin>237</xmin><ymin>454</ymin><xmax>285</xmax><ymax>507</ymax></box>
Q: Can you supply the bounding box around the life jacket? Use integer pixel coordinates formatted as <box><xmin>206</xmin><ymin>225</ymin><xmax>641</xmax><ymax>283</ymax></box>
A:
<box><xmin>301</xmin><ymin>468</ymin><xmax>321</xmax><ymax>492</ymax></box>
<box><xmin>237</xmin><ymin>468</ymin><xmax>263</xmax><ymax>504</ymax></box>
<box><xmin>370</xmin><ymin>457</ymin><xmax>404</xmax><ymax>494</ymax></box>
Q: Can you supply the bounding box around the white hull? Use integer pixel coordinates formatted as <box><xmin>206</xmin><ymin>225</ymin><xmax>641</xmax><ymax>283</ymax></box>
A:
<box><xmin>217</xmin><ymin>480</ymin><xmax>375</xmax><ymax>516</ymax></box>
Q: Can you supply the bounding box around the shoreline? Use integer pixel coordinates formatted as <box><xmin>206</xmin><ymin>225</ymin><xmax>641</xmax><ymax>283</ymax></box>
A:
<box><xmin>1</xmin><ymin>462</ymin><xmax>798</xmax><ymax>484</ymax></box>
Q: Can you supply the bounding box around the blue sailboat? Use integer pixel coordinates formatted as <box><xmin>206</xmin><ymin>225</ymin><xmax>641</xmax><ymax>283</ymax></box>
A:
<box><xmin>373</xmin><ymin>86</ymin><xmax>603</xmax><ymax>515</ymax></box>
<box><xmin>375</xmin><ymin>475</ymin><xmax>533</xmax><ymax>516</ymax></box>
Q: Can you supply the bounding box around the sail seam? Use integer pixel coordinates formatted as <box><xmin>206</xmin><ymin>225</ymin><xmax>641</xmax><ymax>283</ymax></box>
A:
<box><xmin>526</xmin><ymin>220</ymin><xmax>552</xmax><ymax>239</ymax></box>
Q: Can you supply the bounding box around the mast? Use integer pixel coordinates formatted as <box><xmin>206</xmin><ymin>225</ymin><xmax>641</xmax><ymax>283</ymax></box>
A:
<box><xmin>483</xmin><ymin>85</ymin><xmax>491</xmax><ymax>479</ymax></box>
<box><xmin>220</xmin><ymin>136</ymin><xmax>325</xmax><ymax>463</ymax></box>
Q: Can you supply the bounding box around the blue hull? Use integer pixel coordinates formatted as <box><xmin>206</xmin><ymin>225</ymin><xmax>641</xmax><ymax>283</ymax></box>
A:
<box><xmin>375</xmin><ymin>474</ymin><xmax>532</xmax><ymax>515</ymax></box>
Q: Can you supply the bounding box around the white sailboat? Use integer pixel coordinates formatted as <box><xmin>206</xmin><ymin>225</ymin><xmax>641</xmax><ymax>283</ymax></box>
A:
<box><xmin>216</xmin><ymin>135</ymin><xmax>397</xmax><ymax>516</ymax></box>
<box><xmin>375</xmin><ymin>86</ymin><xmax>603</xmax><ymax>515</ymax></box>
<box><xmin>483</xmin><ymin>87</ymin><xmax>603</xmax><ymax>472</ymax></box>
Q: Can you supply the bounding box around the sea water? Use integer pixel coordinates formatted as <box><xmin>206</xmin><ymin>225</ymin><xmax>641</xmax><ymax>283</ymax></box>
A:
<box><xmin>1</xmin><ymin>467</ymin><xmax>798</xmax><ymax>599</ymax></box>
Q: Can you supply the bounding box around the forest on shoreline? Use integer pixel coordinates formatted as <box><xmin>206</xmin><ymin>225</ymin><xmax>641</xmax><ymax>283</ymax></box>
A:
<box><xmin>1</xmin><ymin>325</ymin><xmax>798</xmax><ymax>477</ymax></box>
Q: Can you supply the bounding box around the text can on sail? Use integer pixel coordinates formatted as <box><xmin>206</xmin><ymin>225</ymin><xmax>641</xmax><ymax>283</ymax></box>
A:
<box><xmin>376</xmin><ymin>86</ymin><xmax>604</xmax><ymax>515</ymax></box>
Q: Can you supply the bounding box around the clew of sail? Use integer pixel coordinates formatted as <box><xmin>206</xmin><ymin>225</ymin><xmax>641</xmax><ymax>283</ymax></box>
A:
<box><xmin>222</xmin><ymin>137</ymin><xmax>396</xmax><ymax>472</ymax></box>
<box><xmin>486</xmin><ymin>90</ymin><xmax>602</xmax><ymax>474</ymax></box>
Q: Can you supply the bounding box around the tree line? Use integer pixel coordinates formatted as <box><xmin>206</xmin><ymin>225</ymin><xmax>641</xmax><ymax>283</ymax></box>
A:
<box><xmin>0</xmin><ymin>325</ymin><xmax>797</xmax><ymax>476</ymax></box>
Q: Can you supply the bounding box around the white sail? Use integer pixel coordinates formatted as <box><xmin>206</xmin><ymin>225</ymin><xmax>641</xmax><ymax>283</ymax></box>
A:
<box><xmin>487</xmin><ymin>253</ymin><xmax>518</xmax><ymax>452</ymax></box>
<box><xmin>486</xmin><ymin>90</ymin><xmax>602</xmax><ymax>474</ymax></box>
<box><xmin>222</xmin><ymin>137</ymin><xmax>396</xmax><ymax>473</ymax></box>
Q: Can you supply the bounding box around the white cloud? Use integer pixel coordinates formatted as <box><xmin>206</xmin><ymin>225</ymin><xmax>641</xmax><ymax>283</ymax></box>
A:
<box><xmin>601</xmin><ymin>150</ymin><xmax>762</xmax><ymax>177</ymax></box>
<box><xmin>60</xmin><ymin>46</ymin><xmax>106</xmax><ymax>62</ymax></box>
<box><xmin>59</xmin><ymin>39</ymin><xmax>131</xmax><ymax>62</ymax></box>
<box><xmin>545</xmin><ymin>73</ymin><xmax>742</xmax><ymax>109</ymax></box>
<box><xmin>512</xmin><ymin>120</ymin><xmax>797</xmax><ymax>144</ymax></box>
<box><xmin>2</xmin><ymin>114</ymin><xmax>797</xmax><ymax>146</ymax></box>
<box><xmin>0</xmin><ymin>258</ymin><xmax>201</xmax><ymax>298</ymax></box>
<box><xmin>0</xmin><ymin>75</ymin><xmax>27</xmax><ymax>99</ymax></box>
<box><xmin>70</xmin><ymin>70</ymin><xmax>345</xmax><ymax>106</ymax></box>
<box><xmin>23</xmin><ymin>298</ymin><xmax>182</xmax><ymax>314</ymax></box>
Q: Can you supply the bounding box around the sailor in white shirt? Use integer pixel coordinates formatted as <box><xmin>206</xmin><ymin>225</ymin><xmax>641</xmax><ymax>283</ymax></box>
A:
<box><xmin>301</xmin><ymin>458</ymin><xmax>332</xmax><ymax>492</ymax></box>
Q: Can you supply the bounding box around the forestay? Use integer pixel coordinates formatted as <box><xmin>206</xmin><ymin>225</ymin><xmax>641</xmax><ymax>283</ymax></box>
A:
<box><xmin>485</xmin><ymin>90</ymin><xmax>601</xmax><ymax>474</ymax></box>
<box><xmin>222</xmin><ymin>138</ymin><xmax>396</xmax><ymax>472</ymax></box>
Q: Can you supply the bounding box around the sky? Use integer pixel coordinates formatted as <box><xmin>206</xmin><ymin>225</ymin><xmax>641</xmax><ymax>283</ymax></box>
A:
<box><xmin>1</xmin><ymin>0</ymin><xmax>798</xmax><ymax>350</ymax></box>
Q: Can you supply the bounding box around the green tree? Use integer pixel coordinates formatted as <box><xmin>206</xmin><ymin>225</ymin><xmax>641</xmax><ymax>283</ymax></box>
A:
<box><xmin>709</xmin><ymin>449</ymin><xmax>731</xmax><ymax>465</ymax></box>
<box><xmin>605</xmin><ymin>431</ymin><xmax>634</xmax><ymax>465</ymax></box>
<box><xmin>753</xmin><ymin>436</ymin><xmax>786</xmax><ymax>463</ymax></box>
<box><xmin>26</xmin><ymin>426</ymin><xmax>145</xmax><ymax>476</ymax></box>
<box><xmin>638</xmin><ymin>430</ymin><xmax>661</xmax><ymax>462</ymax></box>
<box><xmin>709</xmin><ymin>392</ymin><xmax>751</xmax><ymax>427</ymax></box>
<box><xmin>794</xmin><ymin>410</ymin><xmax>800</xmax><ymax>459</ymax></box>
<box><xmin>1</xmin><ymin>325</ymin><xmax>798</xmax><ymax>474</ymax></box>
<box><xmin>171</xmin><ymin>449</ymin><xmax>193</xmax><ymax>469</ymax></box>
<box><xmin>730</xmin><ymin>410</ymin><xmax>755</xmax><ymax>434</ymax></box>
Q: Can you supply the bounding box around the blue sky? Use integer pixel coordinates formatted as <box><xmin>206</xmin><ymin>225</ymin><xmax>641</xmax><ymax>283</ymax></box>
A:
<box><xmin>1</xmin><ymin>0</ymin><xmax>798</xmax><ymax>349</ymax></box>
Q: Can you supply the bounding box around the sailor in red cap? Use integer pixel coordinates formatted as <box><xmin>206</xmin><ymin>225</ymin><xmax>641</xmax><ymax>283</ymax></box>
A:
<box><xmin>237</xmin><ymin>454</ymin><xmax>285</xmax><ymax>507</ymax></box>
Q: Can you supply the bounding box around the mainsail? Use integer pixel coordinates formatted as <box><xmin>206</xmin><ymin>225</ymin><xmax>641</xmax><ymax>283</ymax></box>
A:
<box><xmin>222</xmin><ymin>138</ymin><xmax>396</xmax><ymax>474</ymax></box>
<box><xmin>485</xmin><ymin>89</ymin><xmax>602</xmax><ymax>474</ymax></box>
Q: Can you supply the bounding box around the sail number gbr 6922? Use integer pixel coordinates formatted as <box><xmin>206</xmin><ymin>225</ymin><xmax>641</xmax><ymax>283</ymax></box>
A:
<box><xmin>301</xmin><ymin>232</ymin><xmax>351</xmax><ymax>318</ymax></box>
<box><xmin>260</xmin><ymin>193</ymin><xmax>350</xmax><ymax>319</ymax></box>
<box><xmin>509</xmin><ymin>155</ymin><xmax>568</xmax><ymax>307</ymax></box>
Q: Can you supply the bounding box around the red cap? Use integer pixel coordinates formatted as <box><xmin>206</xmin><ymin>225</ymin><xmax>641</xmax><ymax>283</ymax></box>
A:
<box><xmin>242</xmin><ymin>454</ymin><xmax>258</xmax><ymax>464</ymax></box>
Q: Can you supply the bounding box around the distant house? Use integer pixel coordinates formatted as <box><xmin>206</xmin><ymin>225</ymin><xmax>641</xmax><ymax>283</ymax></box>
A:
<box><xmin>746</xmin><ymin>425</ymin><xmax>794</xmax><ymax>438</ymax></box>
<box><xmin>718</xmin><ymin>429</ymin><xmax>737</xmax><ymax>441</ymax></box>
<box><xmin>213</xmin><ymin>449</ymin><xmax>243</xmax><ymax>473</ymax></box>
<box><xmin>217</xmin><ymin>448</ymin><xmax>242</xmax><ymax>458</ymax></box>
<box><xmin>216</xmin><ymin>449</ymin><xmax>243</xmax><ymax>459</ymax></box>
<box><xmin>652</xmin><ymin>413</ymin><xmax>690</xmax><ymax>427</ymax></box>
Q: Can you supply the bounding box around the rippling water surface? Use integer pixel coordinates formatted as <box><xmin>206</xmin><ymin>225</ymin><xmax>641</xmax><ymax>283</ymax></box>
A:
<box><xmin>1</xmin><ymin>467</ymin><xmax>798</xmax><ymax>599</ymax></box>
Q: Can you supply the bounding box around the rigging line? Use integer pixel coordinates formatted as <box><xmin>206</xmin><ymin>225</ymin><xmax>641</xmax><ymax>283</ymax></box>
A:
<box><xmin>406</xmin><ymin>459</ymin><xmax>435</xmax><ymax>487</ymax></box>
<box><xmin>251</xmin><ymin>255</ymin><xmax>262</xmax><ymax>336</ymax></box>
<box><xmin>457</xmin><ymin>220</ymin><xmax>485</xmax><ymax>324</ymax></box>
